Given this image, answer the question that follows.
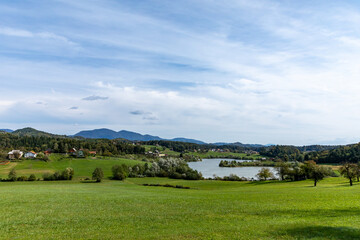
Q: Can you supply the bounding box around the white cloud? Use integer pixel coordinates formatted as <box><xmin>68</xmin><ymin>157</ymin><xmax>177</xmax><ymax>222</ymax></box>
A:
<box><xmin>0</xmin><ymin>26</ymin><xmax>76</xmax><ymax>45</ymax></box>
<box><xmin>2</xmin><ymin>0</ymin><xmax>360</xmax><ymax>144</ymax></box>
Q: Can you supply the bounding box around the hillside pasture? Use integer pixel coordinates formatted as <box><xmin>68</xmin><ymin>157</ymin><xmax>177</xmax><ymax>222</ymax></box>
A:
<box><xmin>1</xmin><ymin>177</ymin><xmax>360</xmax><ymax>239</ymax></box>
<box><xmin>0</xmin><ymin>154</ymin><xmax>146</xmax><ymax>179</ymax></box>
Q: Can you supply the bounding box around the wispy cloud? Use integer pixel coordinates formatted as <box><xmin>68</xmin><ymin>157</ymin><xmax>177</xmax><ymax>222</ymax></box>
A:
<box><xmin>129</xmin><ymin>110</ymin><xmax>144</xmax><ymax>115</ymax></box>
<box><xmin>2</xmin><ymin>0</ymin><xmax>360</xmax><ymax>144</ymax></box>
<box><xmin>0</xmin><ymin>26</ymin><xmax>77</xmax><ymax>45</ymax></box>
<box><xmin>82</xmin><ymin>95</ymin><xmax>109</xmax><ymax>101</ymax></box>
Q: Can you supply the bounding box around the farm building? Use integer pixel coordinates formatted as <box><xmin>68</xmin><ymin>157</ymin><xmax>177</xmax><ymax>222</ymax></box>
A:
<box><xmin>77</xmin><ymin>150</ymin><xmax>85</xmax><ymax>158</ymax></box>
<box><xmin>24</xmin><ymin>151</ymin><xmax>37</xmax><ymax>158</ymax></box>
<box><xmin>44</xmin><ymin>149</ymin><xmax>52</xmax><ymax>155</ymax></box>
<box><xmin>69</xmin><ymin>148</ymin><xmax>77</xmax><ymax>156</ymax></box>
<box><xmin>8</xmin><ymin>150</ymin><xmax>23</xmax><ymax>160</ymax></box>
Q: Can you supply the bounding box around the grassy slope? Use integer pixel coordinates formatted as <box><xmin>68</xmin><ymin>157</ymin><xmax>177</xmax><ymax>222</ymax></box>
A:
<box><xmin>0</xmin><ymin>155</ymin><xmax>145</xmax><ymax>179</ymax></box>
<box><xmin>1</xmin><ymin>177</ymin><xmax>360</xmax><ymax>239</ymax></box>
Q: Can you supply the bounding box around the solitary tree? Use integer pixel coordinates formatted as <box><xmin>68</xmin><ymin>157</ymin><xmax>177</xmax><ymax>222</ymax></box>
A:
<box><xmin>8</xmin><ymin>168</ymin><xmax>17</xmax><ymax>181</ymax></box>
<box><xmin>309</xmin><ymin>165</ymin><xmax>331</xmax><ymax>187</ymax></box>
<box><xmin>339</xmin><ymin>163</ymin><xmax>358</xmax><ymax>186</ymax></box>
<box><xmin>92</xmin><ymin>168</ymin><xmax>104</xmax><ymax>182</ymax></box>
<box><xmin>256</xmin><ymin>168</ymin><xmax>275</xmax><ymax>181</ymax></box>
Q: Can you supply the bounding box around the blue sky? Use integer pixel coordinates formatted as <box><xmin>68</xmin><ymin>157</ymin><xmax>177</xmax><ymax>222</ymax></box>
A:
<box><xmin>2</xmin><ymin>0</ymin><xmax>360</xmax><ymax>145</ymax></box>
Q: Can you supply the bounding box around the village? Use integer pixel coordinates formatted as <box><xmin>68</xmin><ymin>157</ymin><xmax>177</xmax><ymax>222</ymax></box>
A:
<box><xmin>6</xmin><ymin>148</ymin><xmax>97</xmax><ymax>160</ymax></box>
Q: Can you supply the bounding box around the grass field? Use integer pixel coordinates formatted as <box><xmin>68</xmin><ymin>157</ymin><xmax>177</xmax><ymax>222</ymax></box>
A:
<box><xmin>1</xmin><ymin>177</ymin><xmax>360</xmax><ymax>239</ymax></box>
<box><xmin>0</xmin><ymin>155</ymin><xmax>146</xmax><ymax>179</ymax></box>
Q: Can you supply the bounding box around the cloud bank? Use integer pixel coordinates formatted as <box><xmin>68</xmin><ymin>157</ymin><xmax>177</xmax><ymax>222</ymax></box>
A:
<box><xmin>1</xmin><ymin>0</ymin><xmax>360</xmax><ymax>145</ymax></box>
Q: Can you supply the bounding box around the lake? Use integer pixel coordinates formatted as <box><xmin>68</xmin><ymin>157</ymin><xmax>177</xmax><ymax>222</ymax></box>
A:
<box><xmin>188</xmin><ymin>158</ymin><xmax>278</xmax><ymax>179</ymax></box>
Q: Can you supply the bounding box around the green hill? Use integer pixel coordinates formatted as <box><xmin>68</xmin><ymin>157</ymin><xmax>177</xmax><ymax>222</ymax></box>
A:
<box><xmin>0</xmin><ymin>154</ymin><xmax>145</xmax><ymax>179</ymax></box>
<box><xmin>11</xmin><ymin>127</ymin><xmax>65</xmax><ymax>138</ymax></box>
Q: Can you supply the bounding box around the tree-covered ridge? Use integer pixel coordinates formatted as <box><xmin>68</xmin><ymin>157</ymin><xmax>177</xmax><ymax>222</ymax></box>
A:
<box><xmin>311</xmin><ymin>143</ymin><xmax>360</xmax><ymax>163</ymax></box>
<box><xmin>0</xmin><ymin>133</ymin><xmax>144</xmax><ymax>156</ymax></box>
<box><xmin>11</xmin><ymin>127</ymin><xmax>64</xmax><ymax>138</ymax></box>
<box><xmin>259</xmin><ymin>145</ymin><xmax>303</xmax><ymax>161</ymax></box>
<box><xmin>142</xmin><ymin>140</ymin><xmax>260</xmax><ymax>152</ymax></box>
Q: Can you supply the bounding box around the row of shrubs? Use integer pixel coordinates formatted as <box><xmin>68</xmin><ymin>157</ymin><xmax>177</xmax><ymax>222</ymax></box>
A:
<box><xmin>142</xmin><ymin>183</ymin><xmax>190</xmax><ymax>189</ymax></box>
<box><xmin>207</xmin><ymin>174</ymin><xmax>249</xmax><ymax>181</ymax></box>
<box><xmin>5</xmin><ymin>168</ymin><xmax>74</xmax><ymax>182</ymax></box>
<box><xmin>219</xmin><ymin>160</ymin><xmax>276</xmax><ymax>167</ymax></box>
<box><xmin>2</xmin><ymin>172</ymin><xmax>38</xmax><ymax>182</ymax></box>
<box><xmin>42</xmin><ymin>167</ymin><xmax>74</xmax><ymax>181</ymax></box>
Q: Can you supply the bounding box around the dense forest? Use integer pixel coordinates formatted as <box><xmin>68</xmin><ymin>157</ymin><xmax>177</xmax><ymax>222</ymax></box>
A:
<box><xmin>142</xmin><ymin>140</ymin><xmax>254</xmax><ymax>152</ymax></box>
<box><xmin>309</xmin><ymin>144</ymin><xmax>360</xmax><ymax>163</ymax></box>
<box><xmin>259</xmin><ymin>144</ymin><xmax>360</xmax><ymax>164</ymax></box>
<box><xmin>0</xmin><ymin>133</ymin><xmax>145</xmax><ymax>157</ymax></box>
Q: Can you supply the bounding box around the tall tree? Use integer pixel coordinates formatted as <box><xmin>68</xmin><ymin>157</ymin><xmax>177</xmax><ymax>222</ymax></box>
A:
<box><xmin>339</xmin><ymin>163</ymin><xmax>357</xmax><ymax>186</ymax></box>
<box><xmin>256</xmin><ymin>168</ymin><xmax>275</xmax><ymax>181</ymax></box>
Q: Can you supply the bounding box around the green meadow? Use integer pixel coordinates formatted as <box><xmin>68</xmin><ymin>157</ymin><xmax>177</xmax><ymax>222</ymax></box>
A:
<box><xmin>0</xmin><ymin>155</ymin><xmax>145</xmax><ymax>179</ymax></box>
<box><xmin>1</xmin><ymin>177</ymin><xmax>360</xmax><ymax>239</ymax></box>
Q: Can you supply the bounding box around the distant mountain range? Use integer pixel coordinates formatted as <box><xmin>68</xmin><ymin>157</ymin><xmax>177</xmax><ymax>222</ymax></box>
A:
<box><xmin>0</xmin><ymin>127</ymin><xmax>343</xmax><ymax>150</ymax></box>
<box><xmin>0</xmin><ymin>127</ymin><xmax>275</xmax><ymax>146</ymax></box>
<box><xmin>74</xmin><ymin>128</ymin><xmax>207</xmax><ymax>144</ymax></box>
<box><xmin>1</xmin><ymin>127</ymin><xmax>207</xmax><ymax>144</ymax></box>
<box><xmin>73</xmin><ymin>129</ymin><xmax>272</xmax><ymax>146</ymax></box>
<box><xmin>0</xmin><ymin>129</ymin><xmax>13</xmax><ymax>133</ymax></box>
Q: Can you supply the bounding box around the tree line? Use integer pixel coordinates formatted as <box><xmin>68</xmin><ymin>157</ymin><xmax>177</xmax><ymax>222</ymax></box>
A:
<box><xmin>0</xmin><ymin>133</ymin><xmax>145</xmax><ymax>157</ymax></box>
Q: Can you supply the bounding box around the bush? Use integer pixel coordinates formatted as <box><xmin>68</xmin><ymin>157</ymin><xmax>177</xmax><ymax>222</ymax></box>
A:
<box><xmin>61</xmin><ymin>167</ymin><xmax>74</xmax><ymax>180</ymax></box>
<box><xmin>28</xmin><ymin>174</ymin><xmax>36</xmax><ymax>181</ymax></box>
<box><xmin>43</xmin><ymin>173</ymin><xmax>55</xmax><ymax>181</ymax></box>
<box><xmin>92</xmin><ymin>168</ymin><xmax>104</xmax><ymax>182</ymax></box>
<box><xmin>112</xmin><ymin>164</ymin><xmax>128</xmax><ymax>180</ymax></box>
<box><xmin>36</xmin><ymin>152</ymin><xmax>49</xmax><ymax>161</ymax></box>
<box><xmin>42</xmin><ymin>167</ymin><xmax>74</xmax><ymax>181</ymax></box>
<box><xmin>17</xmin><ymin>176</ymin><xmax>28</xmax><ymax>181</ymax></box>
<box><xmin>8</xmin><ymin>168</ymin><xmax>17</xmax><ymax>181</ymax></box>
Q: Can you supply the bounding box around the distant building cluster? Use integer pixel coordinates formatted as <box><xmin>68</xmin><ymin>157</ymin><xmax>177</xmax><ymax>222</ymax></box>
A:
<box><xmin>145</xmin><ymin>150</ymin><xmax>167</xmax><ymax>157</ymax></box>
<box><xmin>7</xmin><ymin>148</ymin><xmax>97</xmax><ymax>160</ymax></box>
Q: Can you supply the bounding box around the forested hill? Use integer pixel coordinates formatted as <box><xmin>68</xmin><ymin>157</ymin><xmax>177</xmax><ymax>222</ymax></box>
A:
<box><xmin>74</xmin><ymin>128</ymin><xmax>206</xmax><ymax>144</ymax></box>
<box><xmin>75</xmin><ymin>129</ymin><xmax>163</xmax><ymax>141</ymax></box>
<box><xmin>296</xmin><ymin>145</ymin><xmax>340</xmax><ymax>152</ymax></box>
<box><xmin>0</xmin><ymin>132</ymin><xmax>144</xmax><ymax>157</ymax></box>
<box><xmin>312</xmin><ymin>143</ymin><xmax>360</xmax><ymax>163</ymax></box>
<box><xmin>11</xmin><ymin>127</ymin><xmax>64</xmax><ymax>138</ymax></box>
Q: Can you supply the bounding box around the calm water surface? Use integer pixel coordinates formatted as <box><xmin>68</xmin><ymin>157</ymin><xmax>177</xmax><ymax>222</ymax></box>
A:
<box><xmin>188</xmin><ymin>158</ymin><xmax>277</xmax><ymax>179</ymax></box>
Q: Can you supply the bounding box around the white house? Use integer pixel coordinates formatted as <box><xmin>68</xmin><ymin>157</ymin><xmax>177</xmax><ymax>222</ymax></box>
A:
<box><xmin>8</xmin><ymin>150</ymin><xmax>23</xmax><ymax>160</ymax></box>
<box><xmin>24</xmin><ymin>151</ymin><xmax>37</xmax><ymax>159</ymax></box>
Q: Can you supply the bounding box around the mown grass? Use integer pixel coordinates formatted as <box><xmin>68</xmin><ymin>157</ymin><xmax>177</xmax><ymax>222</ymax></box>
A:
<box><xmin>1</xmin><ymin>177</ymin><xmax>360</xmax><ymax>239</ymax></box>
<box><xmin>0</xmin><ymin>155</ymin><xmax>146</xmax><ymax>179</ymax></box>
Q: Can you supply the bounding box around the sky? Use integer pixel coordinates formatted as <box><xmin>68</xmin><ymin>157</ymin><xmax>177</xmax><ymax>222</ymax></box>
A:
<box><xmin>2</xmin><ymin>0</ymin><xmax>360</xmax><ymax>145</ymax></box>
